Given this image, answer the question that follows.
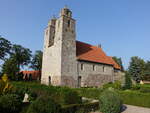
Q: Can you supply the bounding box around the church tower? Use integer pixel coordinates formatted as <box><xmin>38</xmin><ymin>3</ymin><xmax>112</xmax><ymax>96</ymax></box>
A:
<box><xmin>41</xmin><ymin>7</ymin><xmax>78</xmax><ymax>87</ymax></box>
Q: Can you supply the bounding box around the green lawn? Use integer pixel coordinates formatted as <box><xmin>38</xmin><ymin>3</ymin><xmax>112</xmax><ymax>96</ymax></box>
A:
<box><xmin>119</xmin><ymin>90</ymin><xmax>150</xmax><ymax>108</ymax></box>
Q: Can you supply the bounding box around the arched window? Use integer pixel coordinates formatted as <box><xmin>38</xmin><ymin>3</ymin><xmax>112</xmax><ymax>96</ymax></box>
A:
<box><xmin>81</xmin><ymin>63</ymin><xmax>84</xmax><ymax>70</ymax></box>
<box><xmin>93</xmin><ymin>65</ymin><xmax>96</xmax><ymax>71</ymax></box>
<box><xmin>103</xmin><ymin>66</ymin><xmax>105</xmax><ymax>72</ymax></box>
<box><xmin>49</xmin><ymin>76</ymin><xmax>51</xmax><ymax>85</ymax></box>
<box><xmin>68</xmin><ymin>20</ymin><xmax>70</xmax><ymax>27</ymax></box>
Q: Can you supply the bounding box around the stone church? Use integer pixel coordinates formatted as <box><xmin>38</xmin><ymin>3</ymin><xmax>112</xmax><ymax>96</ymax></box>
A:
<box><xmin>41</xmin><ymin>7</ymin><xmax>124</xmax><ymax>87</ymax></box>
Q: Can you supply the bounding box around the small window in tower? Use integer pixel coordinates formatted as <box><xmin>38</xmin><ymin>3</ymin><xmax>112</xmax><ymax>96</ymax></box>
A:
<box><xmin>48</xmin><ymin>36</ymin><xmax>54</xmax><ymax>47</ymax></box>
<box><xmin>66</xmin><ymin>10</ymin><xmax>69</xmax><ymax>16</ymax></box>
<box><xmin>49</xmin><ymin>76</ymin><xmax>51</xmax><ymax>85</ymax></box>
<box><xmin>93</xmin><ymin>65</ymin><xmax>96</xmax><ymax>71</ymax></box>
<box><xmin>81</xmin><ymin>63</ymin><xmax>84</xmax><ymax>71</ymax></box>
<box><xmin>68</xmin><ymin>20</ymin><xmax>70</xmax><ymax>27</ymax></box>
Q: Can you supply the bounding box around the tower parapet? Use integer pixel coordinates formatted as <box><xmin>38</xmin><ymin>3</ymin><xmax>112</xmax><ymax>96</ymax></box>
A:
<box><xmin>60</xmin><ymin>7</ymin><xmax>72</xmax><ymax>17</ymax></box>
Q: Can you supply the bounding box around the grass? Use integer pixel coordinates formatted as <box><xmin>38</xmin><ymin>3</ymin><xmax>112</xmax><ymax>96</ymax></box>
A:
<box><xmin>119</xmin><ymin>90</ymin><xmax>150</xmax><ymax>108</ymax></box>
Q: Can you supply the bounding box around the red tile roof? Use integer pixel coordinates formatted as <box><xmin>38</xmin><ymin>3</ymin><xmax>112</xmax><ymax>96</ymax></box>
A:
<box><xmin>20</xmin><ymin>71</ymin><xmax>41</xmax><ymax>79</ymax></box>
<box><xmin>76</xmin><ymin>41</ymin><xmax>121</xmax><ymax>70</ymax></box>
<box><xmin>108</xmin><ymin>56</ymin><xmax>121</xmax><ymax>70</ymax></box>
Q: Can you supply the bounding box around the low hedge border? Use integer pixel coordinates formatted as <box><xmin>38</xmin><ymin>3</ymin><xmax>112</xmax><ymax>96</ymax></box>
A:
<box><xmin>61</xmin><ymin>102</ymin><xmax>99</xmax><ymax>113</ymax></box>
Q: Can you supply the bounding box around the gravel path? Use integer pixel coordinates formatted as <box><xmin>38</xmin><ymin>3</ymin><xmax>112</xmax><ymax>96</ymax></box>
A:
<box><xmin>122</xmin><ymin>105</ymin><xmax>150</xmax><ymax>113</ymax></box>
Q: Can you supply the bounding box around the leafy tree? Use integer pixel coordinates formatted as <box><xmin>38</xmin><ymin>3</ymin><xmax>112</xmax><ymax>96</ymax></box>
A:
<box><xmin>143</xmin><ymin>61</ymin><xmax>150</xmax><ymax>81</ymax></box>
<box><xmin>128</xmin><ymin>56</ymin><xmax>145</xmax><ymax>83</ymax></box>
<box><xmin>0</xmin><ymin>36</ymin><xmax>12</xmax><ymax>60</ymax></box>
<box><xmin>112</xmin><ymin>56</ymin><xmax>124</xmax><ymax>71</ymax></box>
<box><xmin>1</xmin><ymin>58</ymin><xmax>19</xmax><ymax>80</ymax></box>
<box><xmin>144</xmin><ymin>61</ymin><xmax>150</xmax><ymax>73</ymax></box>
<box><xmin>30</xmin><ymin>50</ymin><xmax>43</xmax><ymax>71</ymax></box>
<box><xmin>2</xmin><ymin>45</ymin><xmax>31</xmax><ymax>80</ymax></box>
<box><xmin>10</xmin><ymin>44</ymin><xmax>32</xmax><ymax>70</ymax></box>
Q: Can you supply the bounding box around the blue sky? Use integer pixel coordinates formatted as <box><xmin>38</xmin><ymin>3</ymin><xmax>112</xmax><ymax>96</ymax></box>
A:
<box><xmin>0</xmin><ymin>0</ymin><xmax>150</xmax><ymax>69</ymax></box>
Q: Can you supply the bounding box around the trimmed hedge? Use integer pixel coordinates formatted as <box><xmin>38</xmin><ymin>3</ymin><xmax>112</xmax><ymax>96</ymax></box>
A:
<box><xmin>61</xmin><ymin>88</ymin><xmax>82</xmax><ymax>104</ymax></box>
<box><xmin>102</xmin><ymin>81</ymin><xmax>122</xmax><ymax>90</ymax></box>
<box><xmin>12</xmin><ymin>82</ymin><xmax>82</xmax><ymax>105</ymax></box>
<box><xmin>0</xmin><ymin>94</ymin><xmax>22</xmax><ymax>113</ymax></box>
<box><xmin>27</xmin><ymin>96</ymin><xmax>61</xmax><ymax>113</ymax></box>
<box><xmin>61</xmin><ymin>102</ymin><xmax>99</xmax><ymax>113</ymax></box>
<box><xmin>99</xmin><ymin>89</ymin><xmax>122</xmax><ymax>113</ymax></box>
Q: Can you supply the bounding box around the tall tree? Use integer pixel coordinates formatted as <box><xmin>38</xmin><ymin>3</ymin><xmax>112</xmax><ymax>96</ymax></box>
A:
<box><xmin>1</xmin><ymin>58</ymin><xmax>19</xmax><ymax>80</ymax></box>
<box><xmin>30</xmin><ymin>50</ymin><xmax>43</xmax><ymax>71</ymax></box>
<box><xmin>128</xmin><ymin>56</ymin><xmax>145</xmax><ymax>83</ymax></box>
<box><xmin>143</xmin><ymin>61</ymin><xmax>150</xmax><ymax>81</ymax></box>
<box><xmin>112</xmin><ymin>56</ymin><xmax>124</xmax><ymax>71</ymax></box>
<box><xmin>145</xmin><ymin>61</ymin><xmax>150</xmax><ymax>73</ymax></box>
<box><xmin>10</xmin><ymin>44</ymin><xmax>32</xmax><ymax>71</ymax></box>
<box><xmin>0</xmin><ymin>36</ymin><xmax>12</xmax><ymax>60</ymax></box>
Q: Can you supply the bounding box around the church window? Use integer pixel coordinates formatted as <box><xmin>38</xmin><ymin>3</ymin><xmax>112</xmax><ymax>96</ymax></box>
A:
<box><xmin>66</xmin><ymin>10</ymin><xmax>69</xmax><ymax>16</ymax></box>
<box><xmin>93</xmin><ymin>65</ymin><xmax>96</xmax><ymax>71</ymax></box>
<box><xmin>49</xmin><ymin>76</ymin><xmax>51</xmax><ymax>85</ymax></box>
<box><xmin>103</xmin><ymin>66</ymin><xmax>105</xmax><ymax>72</ymax></box>
<box><xmin>81</xmin><ymin>63</ymin><xmax>84</xmax><ymax>70</ymax></box>
<box><xmin>68</xmin><ymin>20</ymin><xmax>70</xmax><ymax>27</ymax></box>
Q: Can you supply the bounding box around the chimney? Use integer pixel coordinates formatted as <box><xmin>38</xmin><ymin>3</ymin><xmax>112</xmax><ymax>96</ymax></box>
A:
<box><xmin>97</xmin><ymin>44</ymin><xmax>102</xmax><ymax>48</ymax></box>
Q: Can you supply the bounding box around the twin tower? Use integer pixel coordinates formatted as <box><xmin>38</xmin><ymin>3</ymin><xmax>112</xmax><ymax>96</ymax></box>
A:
<box><xmin>41</xmin><ymin>7</ymin><xmax>78</xmax><ymax>87</ymax></box>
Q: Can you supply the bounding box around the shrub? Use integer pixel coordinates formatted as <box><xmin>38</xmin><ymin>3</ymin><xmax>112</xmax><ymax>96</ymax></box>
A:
<box><xmin>99</xmin><ymin>88</ymin><xmax>122</xmax><ymax>113</ymax></box>
<box><xmin>102</xmin><ymin>82</ymin><xmax>114</xmax><ymax>89</ymax></box>
<box><xmin>113</xmin><ymin>81</ymin><xmax>122</xmax><ymax>90</ymax></box>
<box><xmin>27</xmin><ymin>96</ymin><xmax>61</xmax><ymax>113</ymax></box>
<box><xmin>28</xmin><ymin>89</ymin><xmax>38</xmax><ymax>102</ymax></box>
<box><xmin>102</xmin><ymin>81</ymin><xmax>122</xmax><ymax>90</ymax></box>
<box><xmin>12</xmin><ymin>84</ymin><xmax>39</xmax><ymax>102</ymax></box>
<box><xmin>75</xmin><ymin>88</ymin><xmax>103</xmax><ymax>99</ymax></box>
<box><xmin>0</xmin><ymin>76</ymin><xmax>13</xmax><ymax>95</ymax></box>
<box><xmin>140</xmin><ymin>87</ymin><xmax>150</xmax><ymax>93</ymax></box>
<box><xmin>124</xmin><ymin>72</ymin><xmax>132</xmax><ymax>89</ymax></box>
<box><xmin>131</xmin><ymin>84</ymin><xmax>141</xmax><ymax>90</ymax></box>
<box><xmin>61</xmin><ymin>102</ymin><xmax>99</xmax><ymax>113</ymax></box>
<box><xmin>0</xmin><ymin>94</ymin><xmax>22</xmax><ymax>113</ymax></box>
<box><xmin>61</xmin><ymin>88</ymin><xmax>82</xmax><ymax>105</ymax></box>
